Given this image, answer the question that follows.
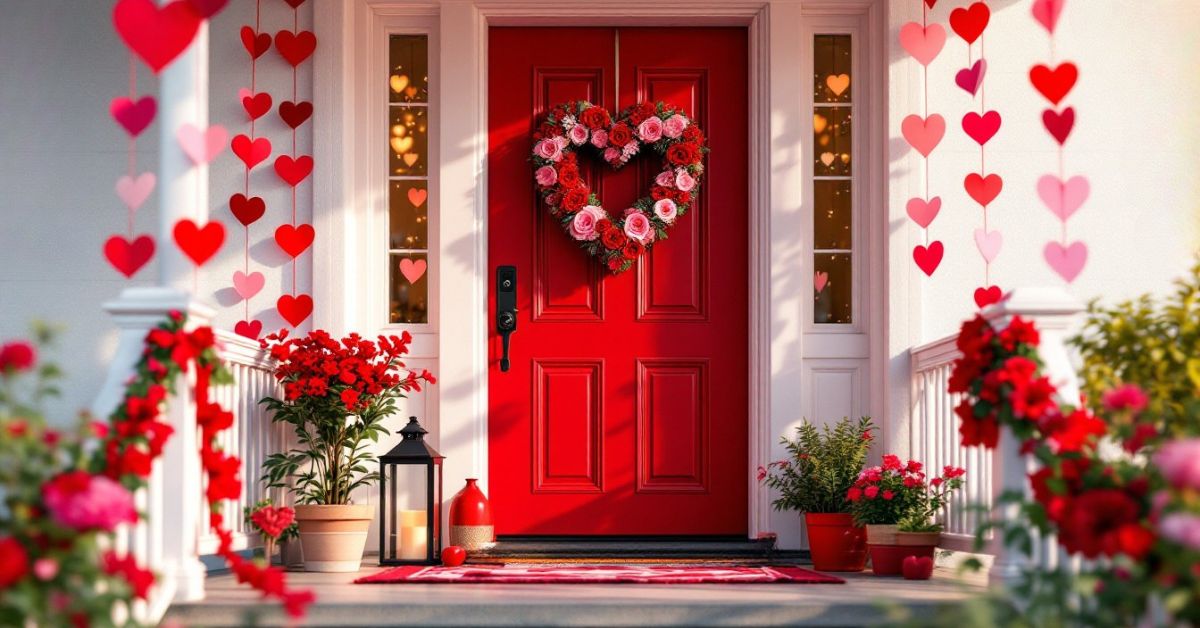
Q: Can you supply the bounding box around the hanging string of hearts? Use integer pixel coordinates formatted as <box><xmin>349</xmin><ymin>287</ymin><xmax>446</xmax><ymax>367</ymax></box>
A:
<box><xmin>273</xmin><ymin>0</ymin><xmax>317</xmax><ymax>329</ymax></box>
<box><xmin>901</xmin><ymin>0</ymin><xmax>947</xmax><ymax>278</ymax></box>
<box><xmin>951</xmin><ymin>1</ymin><xmax>1003</xmax><ymax>309</ymax></box>
<box><xmin>1031</xmin><ymin>0</ymin><xmax>1087</xmax><ymax>284</ymax></box>
<box><xmin>231</xmin><ymin>0</ymin><xmax>272</xmax><ymax>341</ymax></box>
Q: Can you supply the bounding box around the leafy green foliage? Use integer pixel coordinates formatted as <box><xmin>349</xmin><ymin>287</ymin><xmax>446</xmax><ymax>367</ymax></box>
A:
<box><xmin>760</xmin><ymin>416</ymin><xmax>874</xmax><ymax>514</ymax></box>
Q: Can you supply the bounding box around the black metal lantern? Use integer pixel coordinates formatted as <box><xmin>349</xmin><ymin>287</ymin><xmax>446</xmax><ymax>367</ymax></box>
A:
<box><xmin>379</xmin><ymin>416</ymin><xmax>444</xmax><ymax>565</ymax></box>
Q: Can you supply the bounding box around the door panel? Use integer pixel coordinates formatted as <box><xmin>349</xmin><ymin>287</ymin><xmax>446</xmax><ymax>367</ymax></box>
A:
<box><xmin>488</xmin><ymin>27</ymin><xmax>748</xmax><ymax>535</ymax></box>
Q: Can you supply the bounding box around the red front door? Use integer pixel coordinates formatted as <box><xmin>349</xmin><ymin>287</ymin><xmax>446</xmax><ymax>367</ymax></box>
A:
<box><xmin>487</xmin><ymin>27</ymin><xmax>748</xmax><ymax>536</ymax></box>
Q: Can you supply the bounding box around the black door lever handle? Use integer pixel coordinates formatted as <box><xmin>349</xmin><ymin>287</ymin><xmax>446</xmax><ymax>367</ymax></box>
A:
<box><xmin>496</xmin><ymin>266</ymin><xmax>517</xmax><ymax>372</ymax></box>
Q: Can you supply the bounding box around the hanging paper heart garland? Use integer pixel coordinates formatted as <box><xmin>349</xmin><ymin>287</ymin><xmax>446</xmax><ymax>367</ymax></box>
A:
<box><xmin>113</xmin><ymin>0</ymin><xmax>203</xmax><ymax>73</ymax></box>
<box><xmin>1031</xmin><ymin>0</ymin><xmax>1087</xmax><ymax>283</ymax></box>
<box><xmin>901</xmin><ymin>0</ymin><xmax>946</xmax><ymax>277</ymax></box>
<box><xmin>173</xmin><ymin>219</ymin><xmax>225</xmax><ymax>266</ymax></box>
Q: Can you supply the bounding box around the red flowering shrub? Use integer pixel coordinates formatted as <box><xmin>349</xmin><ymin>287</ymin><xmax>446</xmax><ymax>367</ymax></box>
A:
<box><xmin>846</xmin><ymin>455</ymin><xmax>965</xmax><ymax>530</ymax></box>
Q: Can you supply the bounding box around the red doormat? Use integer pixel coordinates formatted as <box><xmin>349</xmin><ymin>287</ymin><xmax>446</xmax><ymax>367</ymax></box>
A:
<box><xmin>355</xmin><ymin>565</ymin><xmax>844</xmax><ymax>585</ymax></box>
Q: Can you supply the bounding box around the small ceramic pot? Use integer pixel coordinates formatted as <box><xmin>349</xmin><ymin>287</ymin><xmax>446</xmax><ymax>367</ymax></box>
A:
<box><xmin>804</xmin><ymin>513</ymin><xmax>867</xmax><ymax>572</ymax></box>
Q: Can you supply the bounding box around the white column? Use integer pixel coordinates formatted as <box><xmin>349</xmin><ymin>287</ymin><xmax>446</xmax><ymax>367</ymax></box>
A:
<box><xmin>983</xmin><ymin>287</ymin><xmax>1083</xmax><ymax>585</ymax></box>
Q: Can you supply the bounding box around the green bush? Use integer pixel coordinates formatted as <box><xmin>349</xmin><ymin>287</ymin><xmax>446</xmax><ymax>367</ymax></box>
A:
<box><xmin>760</xmin><ymin>416</ymin><xmax>874</xmax><ymax>514</ymax></box>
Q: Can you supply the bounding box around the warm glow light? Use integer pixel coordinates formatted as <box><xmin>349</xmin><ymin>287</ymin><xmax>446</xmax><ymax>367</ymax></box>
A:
<box><xmin>390</xmin><ymin>74</ymin><xmax>410</xmax><ymax>94</ymax></box>
<box><xmin>391</xmin><ymin>136</ymin><xmax>414</xmax><ymax>155</ymax></box>
<box><xmin>813</xmin><ymin>113</ymin><xmax>828</xmax><ymax>134</ymax></box>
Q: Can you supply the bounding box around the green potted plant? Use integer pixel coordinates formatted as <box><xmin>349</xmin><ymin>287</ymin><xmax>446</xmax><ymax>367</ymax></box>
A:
<box><xmin>759</xmin><ymin>416</ymin><xmax>874</xmax><ymax>572</ymax></box>
<box><xmin>260</xmin><ymin>329</ymin><xmax>435</xmax><ymax>572</ymax></box>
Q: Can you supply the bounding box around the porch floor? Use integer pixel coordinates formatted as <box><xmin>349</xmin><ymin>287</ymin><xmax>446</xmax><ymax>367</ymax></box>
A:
<box><xmin>165</xmin><ymin>563</ymin><xmax>989</xmax><ymax>627</ymax></box>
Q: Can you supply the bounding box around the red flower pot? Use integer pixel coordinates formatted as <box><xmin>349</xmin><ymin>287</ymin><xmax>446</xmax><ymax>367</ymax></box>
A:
<box><xmin>804</xmin><ymin>513</ymin><xmax>867</xmax><ymax>572</ymax></box>
<box><xmin>448</xmin><ymin>479</ymin><xmax>495</xmax><ymax>551</ymax></box>
<box><xmin>868</xmin><ymin>544</ymin><xmax>935</xmax><ymax>576</ymax></box>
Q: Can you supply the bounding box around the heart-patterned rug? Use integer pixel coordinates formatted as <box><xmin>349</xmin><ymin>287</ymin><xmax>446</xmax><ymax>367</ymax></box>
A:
<box><xmin>355</xmin><ymin>564</ymin><xmax>843</xmax><ymax>585</ymax></box>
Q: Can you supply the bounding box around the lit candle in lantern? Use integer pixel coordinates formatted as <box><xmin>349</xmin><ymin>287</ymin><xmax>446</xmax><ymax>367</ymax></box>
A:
<box><xmin>399</xmin><ymin>509</ymin><xmax>428</xmax><ymax>560</ymax></box>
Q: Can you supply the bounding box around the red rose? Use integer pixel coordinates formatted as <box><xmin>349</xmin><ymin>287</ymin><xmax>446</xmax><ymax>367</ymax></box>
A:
<box><xmin>667</xmin><ymin>142</ymin><xmax>701</xmax><ymax>166</ymax></box>
<box><xmin>0</xmin><ymin>537</ymin><xmax>28</xmax><ymax>589</ymax></box>
<box><xmin>682</xmin><ymin>125</ymin><xmax>704</xmax><ymax>143</ymax></box>
<box><xmin>622</xmin><ymin>241</ymin><xmax>644</xmax><ymax>260</ymax></box>
<box><xmin>0</xmin><ymin>341</ymin><xmax>36</xmax><ymax>373</ymax></box>
<box><xmin>607</xmin><ymin>257</ymin><xmax>625</xmax><ymax>271</ymax></box>
<box><xmin>671</xmin><ymin>190</ymin><xmax>692</xmax><ymax>205</ymax></box>
<box><xmin>609</xmin><ymin>123</ymin><xmax>632</xmax><ymax>147</ymax></box>
<box><xmin>595</xmin><ymin>219</ymin><xmax>612</xmax><ymax>233</ymax></box>
<box><xmin>560</xmin><ymin>186</ymin><xmax>589</xmax><ymax>212</ymax></box>
<box><xmin>557</xmin><ymin>164</ymin><xmax>581</xmax><ymax>188</ymax></box>
<box><xmin>579</xmin><ymin>106</ymin><xmax>611</xmax><ymax>130</ymax></box>
<box><xmin>650</xmin><ymin>186</ymin><xmax>671</xmax><ymax>201</ymax></box>
<box><xmin>601</xmin><ymin>227</ymin><xmax>627</xmax><ymax>250</ymax></box>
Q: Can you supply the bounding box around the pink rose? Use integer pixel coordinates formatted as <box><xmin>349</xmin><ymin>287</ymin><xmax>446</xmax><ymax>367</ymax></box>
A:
<box><xmin>33</xmin><ymin>558</ymin><xmax>58</xmax><ymax>581</ymax></box>
<box><xmin>675</xmin><ymin>170</ymin><xmax>696</xmax><ymax>192</ymax></box>
<box><xmin>535</xmin><ymin>165</ymin><xmax>558</xmax><ymax>187</ymax></box>
<box><xmin>653</xmin><ymin>198</ymin><xmax>678</xmax><ymax>223</ymax></box>
<box><xmin>545</xmin><ymin>193</ymin><xmax>560</xmax><ymax>206</ymax></box>
<box><xmin>637</xmin><ymin>116</ymin><xmax>663</xmax><ymax>142</ymax></box>
<box><xmin>568</xmin><ymin>124</ymin><xmax>589</xmax><ymax>145</ymax></box>
<box><xmin>534</xmin><ymin>138</ymin><xmax>563</xmax><ymax>162</ymax></box>
<box><xmin>591</xmin><ymin>129</ymin><xmax>609</xmax><ymax>149</ymax></box>
<box><xmin>623</xmin><ymin>211</ymin><xmax>652</xmax><ymax>243</ymax></box>
<box><xmin>1154</xmin><ymin>439</ymin><xmax>1200</xmax><ymax>490</ymax></box>
<box><xmin>663</xmin><ymin>114</ymin><xmax>689</xmax><ymax>138</ymax></box>
<box><xmin>569</xmin><ymin>205</ymin><xmax>606</xmax><ymax>241</ymax></box>
<box><xmin>655</xmin><ymin>171</ymin><xmax>674</xmax><ymax>187</ymax></box>
<box><xmin>603</xmin><ymin>147</ymin><xmax>620</xmax><ymax>162</ymax></box>
<box><xmin>1159</xmin><ymin>513</ymin><xmax>1200</xmax><ymax>550</ymax></box>
<box><xmin>42</xmin><ymin>472</ymin><xmax>136</xmax><ymax>532</ymax></box>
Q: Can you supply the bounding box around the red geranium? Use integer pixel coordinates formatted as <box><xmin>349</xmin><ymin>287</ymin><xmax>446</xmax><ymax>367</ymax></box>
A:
<box><xmin>1057</xmin><ymin>489</ymin><xmax>1154</xmax><ymax>559</ymax></box>
<box><xmin>0</xmin><ymin>341</ymin><xmax>36</xmax><ymax>373</ymax></box>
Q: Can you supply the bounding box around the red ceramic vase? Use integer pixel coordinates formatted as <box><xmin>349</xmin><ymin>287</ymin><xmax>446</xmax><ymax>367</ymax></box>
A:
<box><xmin>449</xmin><ymin>478</ymin><xmax>495</xmax><ymax>551</ymax></box>
<box><xmin>804</xmin><ymin>513</ymin><xmax>867</xmax><ymax>572</ymax></box>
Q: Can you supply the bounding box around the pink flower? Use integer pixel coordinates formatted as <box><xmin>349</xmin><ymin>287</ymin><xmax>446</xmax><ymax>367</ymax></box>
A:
<box><xmin>623</xmin><ymin>211</ymin><xmax>653</xmax><ymax>243</ymax></box>
<box><xmin>603</xmin><ymin>147</ymin><xmax>621</xmax><ymax>162</ymax></box>
<box><xmin>1103</xmin><ymin>384</ymin><xmax>1149</xmax><ymax>414</ymax></box>
<box><xmin>568</xmin><ymin>123</ymin><xmax>589</xmax><ymax>145</ymax></box>
<box><xmin>674</xmin><ymin>170</ymin><xmax>696</xmax><ymax>192</ymax></box>
<box><xmin>756</xmin><ymin>466</ymin><xmax>767</xmax><ymax>481</ymax></box>
<box><xmin>534</xmin><ymin>165</ymin><xmax>557</xmax><ymax>187</ymax></box>
<box><xmin>864</xmin><ymin>485</ymin><xmax>880</xmax><ymax>499</ymax></box>
<box><xmin>569</xmin><ymin>205</ymin><xmax>606</xmax><ymax>241</ymax></box>
<box><xmin>1158</xmin><ymin>513</ymin><xmax>1200</xmax><ymax>550</ymax></box>
<box><xmin>33</xmin><ymin>558</ymin><xmax>58</xmax><ymax>581</ymax></box>
<box><xmin>534</xmin><ymin>138</ymin><xmax>563</xmax><ymax>162</ymax></box>
<box><xmin>1154</xmin><ymin>439</ymin><xmax>1200</xmax><ymax>490</ymax></box>
<box><xmin>42</xmin><ymin>471</ymin><xmax>136</xmax><ymax>532</ymax></box>
<box><xmin>637</xmin><ymin>116</ymin><xmax>663</xmax><ymax>142</ymax></box>
<box><xmin>0</xmin><ymin>341</ymin><xmax>36</xmax><ymax>373</ymax></box>
<box><xmin>653</xmin><ymin>198</ymin><xmax>678</xmax><ymax>224</ymax></box>
<box><xmin>591</xmin><ymin>129</ymin><xmax>609</xmax><ymax>148</ymax></box>
<box><xmin>663</xmin><ymin>114</ymin><xmax>689</xmax><ymax>138</ymax></box>
<box><xmin>621</xmin><ymin>142</ymin><xmax>640</xmax><ymax>159</ymax></box>
<box><xmin>655</xmin><ymin>171</ymin><xmax>675</xmax><ymax>187</ymax></box>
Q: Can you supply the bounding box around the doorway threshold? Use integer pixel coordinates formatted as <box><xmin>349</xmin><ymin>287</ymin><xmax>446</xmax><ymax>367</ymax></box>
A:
<box><xmin>471</xmin><ymin>537</ymin><xmax>807</xmax><ymax>564</ymax></box>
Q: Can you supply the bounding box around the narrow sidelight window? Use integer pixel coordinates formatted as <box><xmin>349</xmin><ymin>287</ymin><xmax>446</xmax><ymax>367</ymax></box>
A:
<box><xmin>388</xmin><ymin>34</ymin><xmax>431</xmax><ymax>324</ymax></box>
<box><xmin>812</xmin><ymin>34</ymin><xmax>853</xmax><ymax>325</ymax></box>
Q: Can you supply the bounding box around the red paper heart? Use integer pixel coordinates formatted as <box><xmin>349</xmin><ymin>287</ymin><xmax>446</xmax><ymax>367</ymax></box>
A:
<box><xmin>234</xmin><ymin>319</ymin><xmax>263</xmax><ymax>340</ymax></box>
<box><xmin>912</xmin><ymin>241</ymin><xmax>944</xmax><ymax>277</ymax></box>
<box><xmin>172</xmin><ymin>219</ymin><xmax>225</xmax><ymax>266</ymax></box>
<box><xmin>232</xmin><ymin>134</ymin><xmax>272</xmax><ymax>170</ymax></box>
<box><xmin>274</xmin><ymin>30</ymin><xmax>317</xmax><ymax>67</ymax></box>
<box><xmin>110</xmin><ymin>96</ymin><xmax>157</xmax><ymax>137</ymax></box>
<box><xmin>974</xmin><ymin>285</ymin><xmax>1003</xmax><ymax>308</ymax></box>
<box><xmin>282</xmin><ymin>0</ymin><xmax>308</xmax><ymax>7</ymax></box>
<box><xmin>240</xmin><ymin>26</ymin><xmax>271</xmax><ymax>60</ymax></box>
<box><xmin>113</xmin><ymin>0</ymin><xmax>203</xmax><ymax>73</ymax></box>
<box><xmin>961</xmin><ymin>110</ymin><xmax>1001</xmax><ymax>146</ymax></box>
<box><xmin>964</xmin><ymin>173</ymin><xmax>1003</xmax><ymax>207</ymax></box>
<box><xmin>277</xmin><ymin>294</ymin><xmax>313</xmax><ymax>327</ymax></box>
<box><xmin>278</xmin><ymin>101</ymin><xmax>313</xmax><ymax>129</ymax></box>
<box><xmin>925</xmin><ymin>0</ymin><xmax>937</xmax><ymax>7</ymax></box>
<box><xmin>186</xmin><ymin>0</ymin><xmax>229</xmax><ymax>18</ymax></box>
<box><xmin>1029</xmin><ymin>62</ymin><xmax>1078</xmax><ymax>106</ymax></box>
<box><xmin>902</xmin><ymin>555</ymin><xmax>935</xmax><ymax>580</ymax></box>
<box><xmin>242</xmin><ymin>92</ymin><xmax>272</xmax><ymax>121</ymax></box>
<box><xmin>1042</xmin><ymin>107</ymin><xmax>1075</xmax><ymax>145</ymax></box>
<box><xmin>275</xmin><ymin>224</ymin><xmax>315</xmax><ymax>257</ymax></box>
<box><xmin>104</xmin><ymin>234</ymin><xmax>155</xmax><ymax>278</ymax></box>
<box><xmin>274</xmin><ymin>155</ymin><xmax>314</xmax><ymax>186</ymax></box>
<box><xmin>949</xmin><ymin>2</ymin><xmax>990</xmax><ymax>44</ymax></box>
<box><xmin>955</xmin><ymin>59</ymin><xmax>987</xmax><ymax>96</ymax></box>
<box><xmin>229</xmin><ymin>194</ymin><xmax>266</xmax><ymax>226</ymax></box>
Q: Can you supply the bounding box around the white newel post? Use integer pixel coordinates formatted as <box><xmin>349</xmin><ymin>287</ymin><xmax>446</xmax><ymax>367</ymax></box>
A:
<box><xmin>983</xmin><ymin>287</ymin><xmax>1083</xmax><ymax>585</ymax></box>
<box><xmin>90</xmin><ymin>17</ymin><xmax>212</xmax><ymax>621</ymax></box>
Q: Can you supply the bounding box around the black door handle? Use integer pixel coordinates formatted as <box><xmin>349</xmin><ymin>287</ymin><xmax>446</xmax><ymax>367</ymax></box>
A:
<box><xmin>496</xmin><ymin>266</ymin><xmax>517</xmax><ymax>372</ymax></box>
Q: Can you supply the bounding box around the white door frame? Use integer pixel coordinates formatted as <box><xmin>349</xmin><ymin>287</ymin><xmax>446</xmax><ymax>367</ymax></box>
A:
<box><xmin>313</xmin><ymin>0</ymin><xmax>887</xmax><ymax>546</ymax></box>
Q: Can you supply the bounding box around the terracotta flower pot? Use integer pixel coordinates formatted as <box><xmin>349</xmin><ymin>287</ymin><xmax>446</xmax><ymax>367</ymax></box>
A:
<box><xmin>449</xmin><ymin>479</ymin><xmax>495</xmax><ymax>552</ymax></box>
<box><xmin>294</xmin><ymin>504</ymin><xmax>375</xmax><ymax>572</ymax></box>
<box><xmin>895</xmin><ymin>530</ymin><xmax>941</xmax><ymax>547</ymax></box>
<box><xmin>804</xmin><ymin>513</ymin><xmax>867</xmax><ymax>572</ymax></box>
<box><xmin>864</xmin><ymin>523</ymin><xmax>899</xmax><ymax>545</ymax></box>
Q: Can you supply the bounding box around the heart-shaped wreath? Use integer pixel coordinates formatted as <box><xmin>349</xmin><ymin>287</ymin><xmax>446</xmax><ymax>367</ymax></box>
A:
<box><xmin>532</xmin><ymin>100</ymin><xmax>706</xmax><ymax>274</ymax></box>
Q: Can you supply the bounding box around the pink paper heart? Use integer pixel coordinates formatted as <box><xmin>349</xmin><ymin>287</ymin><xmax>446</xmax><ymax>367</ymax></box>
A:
<box><xmin>1037</xmin><ymin>175</ymin><xmax>1089</xmax><ymax>221</ymax></box>
<box><xmin>814</xmin><ymin>271</ymin><xmax>829</xmax><ymax>293</ymax></box>
<box><xmin>899</xmin><ymin>22</ymin><xmax>946</xmax><ymax>66</ymax></box>
<box><xmin>1044</xmin><ymin>240</ymin><xmax>1087</xmax><ymax>283</ymax></box>
<box><xmin>1031</xmin><ymin>0</ymin><xmax>1065</xmax><ymax>35</ymax></box>
<box><xmin>906</xmin><ymin>196</ymin><xmax>941</xmax><ymax>229</ymax></box>
<box><xmin>901</xmin><ymin>114</ymin><xmax>945</xmax><ymax>158</ymax></box>
<box><xmin>177</xmin><ymin>123</ymin><xmax>227</xmax><ymax>165</ymax></box>
<box><xmin>961</xmin><ymin>110</ymin><xmax>1001</xmax><ymax>146</ymax></box>
<box><xmin>955</xmin><ymin>59</ymin><xmax>987</xmax><ymax>96</ymax></box>
<box><xmin>110</xmin><ymin>96</ymin><xmax>157</xmax><ymax>137</ymax></box>
<box><xmin>973</xmin><ymin>228</ymin><xmax>1003</xmax><ymax>263</ymax></box>
<box><xmin>232</xmin><ymin>270</ymin><xmax>265</xmax><ymax>300</ymax></box>
<box><xmin>115</xmin><ymin>172</ymin><xmax>156</xmax><ymax>211</ymax></box>
<box><xmin>399</xmin><ymin>258</ymin><xmax>427</xmax><ymax>284</ymax></box>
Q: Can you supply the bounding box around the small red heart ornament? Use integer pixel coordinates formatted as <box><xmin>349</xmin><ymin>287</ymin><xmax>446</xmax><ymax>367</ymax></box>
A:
<box><xmin>110</xmin><ymin>96</ymin><xmax>157</xmax><ymax>137</ymax></box>
<box><xmin>274</xmin><ymin>30</ymin><xmax>317</xmax><ymax>67</ymax></box>
<box><xmin>974</xmin><ymin>285</ymin><xmax>1003</xmax><ymax>308</ymax></box>
<box><xmin>912</xmin><ymin>241</ymin><xmax>944</xmax><ymax>277</ymax></box>
<box><xmin>275</xmin><ymin>224</ymin><xmax>315</xmax><ymax>257</ymax></box>
<box><xmin>274</xmin><ymin>155</ymin><xmax>314</xmax><ymax>186</ymax></box>
<box><xmin>961</xmin><ymin>110</ymin><xmax>1001</xmax><ymax>146</ymax></box>
<box><xmin>277</xmin><ymin>294</ymin><xmax>313</xmax><ymax>327</ymax></box>
<box><xmin>1042</xmin><ymin>107</ymin><xmax>1075</xmax><ymax>145</ymax></box>
<box><xmin>279</xmin><ymin>101</ymin><xmax>313</xmax><ymax>129</ymax></box>
<box><xmin>232</xmin><ymin>134</ymin><xmax>272</xmax><ymax>170</ymax></box>
<box><xmin>955</xmin><ymin>59</ymin><xmax>987</xmax><ymax>96</ymax></box>
<box><xmin>242</xmin><ymin>92</ymin><xmax>273</xmax><ymax>121</ymax></box>
<box><xmin>925</xmin><ymin>0</ymin><xmax>937</xmax><ymax>7</ymax></box>
<box><xmin>234</xmin><ymin>319</ymin><xmax>263</xmax><ymax>340</ymax></box>
<box><xmin>186</xmin><ymin>0</ymin><xmax>229</xmax><ymax>18</ymax></box>
<box><xmin>964</xmin><ymin>173</ymin><xmax>1003</xmax><ymax>207</ymax></box>
<box><xmin>104</xmin><ymin>234</ymin><xmax>156</xmax><ymax>278</ymax></box>
<box><xmin>229</xmin><ymin>194</ymin><xmax>266</xmax><ymax>226</ymax></box>
<box><xmin>949</xmin><ymin>2</ymin><xmax>991</xmax><ymax>44</ymax></box>
<box><xmin>282</xmin><ymin>0</ymin><xmax>308</xmax><ymax>7</ymax></box>
<box><xmin>113</xmin><ymin>0</ymin><xmax>203</xmax><ymax>73</ymax></box>
<box><xmin>441</xmin><ymin>546</ymin><xmax>467</xmax><ymax>567</ymax></box>
<box><xmin>902</xmin><ymin>555</ymin><xmax>934</xmax><ymax>580</ymax></box>
<box><xmin>240</xmin><ymin>26</ymin><xmax>271</xmax><ymax>59</ymax></box>
<box><xmin>1029</xmin><ymin>62</ymin><xmax>1078</xmax><ymax>106</ymax></box>
<box><xmin>172</xmin><ymin>219</ymin><xmax>225</xmax><ymax>266</ymax></box>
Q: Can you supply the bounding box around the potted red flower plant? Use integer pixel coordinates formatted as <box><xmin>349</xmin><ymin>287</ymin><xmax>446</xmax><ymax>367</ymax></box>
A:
<box><xmin>759</xmin><ymin>417</ymin><xmax>875</xmax><ymax>571</ymax></box>
<box><xmin>245</xmin><ymin>498</ymin><xmax>298</xmax><ymax>565</ymax></box>
<box><xmin>260</xmin><ymin>330</ymin><xmax>434</xmax><ymax>573</ymax></box>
